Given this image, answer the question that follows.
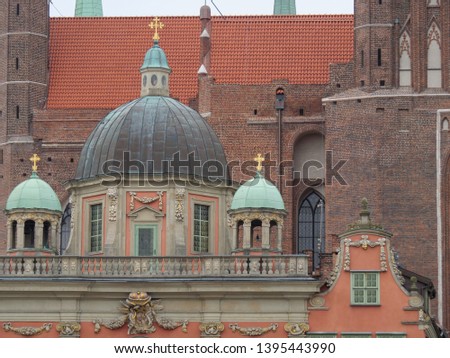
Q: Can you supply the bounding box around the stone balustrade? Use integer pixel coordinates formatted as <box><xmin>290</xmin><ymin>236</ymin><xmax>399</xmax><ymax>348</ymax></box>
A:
<box><xmin>0</xmin><ymin>255</ymin><xmax>309</xmax><ymax>278</ymax></box>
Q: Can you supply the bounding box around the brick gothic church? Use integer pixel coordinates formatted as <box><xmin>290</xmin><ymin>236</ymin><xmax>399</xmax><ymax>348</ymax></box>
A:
<box><xmin>0</xmin><ymin>0</ymin><xmax>449</xmax><ymax>337</ymax></box>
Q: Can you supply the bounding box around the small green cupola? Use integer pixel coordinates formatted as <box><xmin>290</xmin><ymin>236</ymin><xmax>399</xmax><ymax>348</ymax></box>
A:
<box><xmin>5</xmin><ymin>172</ymin><xmax>62</xmax><ymax>213</ymax></box>
<box><xmin>230</xmin><ymin>171</ymin><xmax>285</xmax><ymax>211</ymax></box>
<box><xmin>229</xmin><ymin>154</ymin><xmax>287</xmax><ymax>255</ymax></box>
<box><xmin>140</xmin><ymin>17</ymin><xmax>172</xmax><ymax>97</ymax></box>
<box><xmin>5</xmin><ymin>154</ymin><xmax>62</xmax><ymax>255</ymax></box>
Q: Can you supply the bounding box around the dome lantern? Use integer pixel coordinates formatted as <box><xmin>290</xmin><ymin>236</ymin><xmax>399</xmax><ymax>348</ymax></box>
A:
<box><xmin>140</xmin><ymin>17</ymin><xmax>172</xmax><ymax>97</ymax></box>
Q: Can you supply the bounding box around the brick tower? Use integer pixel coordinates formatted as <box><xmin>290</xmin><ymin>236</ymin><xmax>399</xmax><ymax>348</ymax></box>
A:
<box><xmin>353</xmin><ymin>0</ymin><xmax>397</xmax><ymax>88</ymax></box>
<box><xmin>0</xmin><ymin>0</ymin><xmax>49</xmax><ymax>250</ymax></box>
<box><xmin>326</xmin><ymin>0</ymin><xmax>450</xmax><ymax>330</ymax></box>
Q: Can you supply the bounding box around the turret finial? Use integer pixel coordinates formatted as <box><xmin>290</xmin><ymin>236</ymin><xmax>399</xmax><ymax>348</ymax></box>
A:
<box><xmin>149</xmin><ymin>17</ymin><xmax>165</xmax><ymax>42</ymax></box>
<box><xmin>254</xmin><ymin>153</ymin><xmax>265</xmax><ymax>172</ymax></box>
<box><xmin>29</xmin><ymin>154</ymin><xmax>41</xmax><ymax>173</ymax></box>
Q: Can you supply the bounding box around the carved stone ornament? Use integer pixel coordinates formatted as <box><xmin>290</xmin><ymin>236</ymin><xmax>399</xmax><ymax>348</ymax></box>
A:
<box><xmin>284</xmin><ymin>322</ymin><xmax>310</xmax><ymax>337</ymax></box>
<box><xmin>199</xmin><ymin>322</ymin><xmax>225</xmax><ymax>337</ymax></box>
<box><xmin>175</xmin><ymin>188</ymin><xmax>185</xmax><ymax>222</ymax></box>
<box><xmin>326</xmin><ymin>248</ymin><xmax>342</xmax><ymax>287</ymax></box>
<box><xmin>130</xmin><ymin>192</ymin><xmax>164</xmax><ymax>211</ymax></box>
<box><xmin>93</xmin><ymin>292</ymin><xmax>188</xmax><ymax>335</ymax></box>
<box><xmin>229</xmin><ymin>323</ymin><xmax>278</xmax><ymax>336</ymax></box>
<box><xmin>409</xmin><ymin>295</ymin><xmax>425</xmax><ymax>308</ymax></box>
<box><xmin>108</xmin><ymin>187</ymin><xmax>118</xmax><ymax>221</ymax></box>
<box><xmin>343</xmin><ymin>235</ymin><xmax>387</xmax><ymax>272</ymax></box>
<box><xmin>309</xmin><ymin>296</ymin><xmax>325</xmax><ymax>308</ymax></box>
<box><xmin>69</xmin><ymin>195</ymin><xmax>76</xmax><ymax>229</ymax></box>
<box><xmin>3</xmin><ymin>322</ymin><xmax>52</xmax><ymax>336</ymax></box>
<box><xmin>390</xmin><ymin>248</ymin><xmax>405</xmax><ymax>285</ymax></box>
<box><xmin>226</xmin><ymin>195</ymin><xmax>233</xmax><ymax>228</ymax></box>
<box><xmin>56</xmin><ymin>322</ymin><xmax>81</xmax><ymax>337</ymax></box>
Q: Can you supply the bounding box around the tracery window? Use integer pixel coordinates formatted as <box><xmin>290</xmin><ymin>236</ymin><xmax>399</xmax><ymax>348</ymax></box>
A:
<box><xmin>298</xmin><ymin>191</ymin><xmax>325</xmax><ymax>269</ymax></box>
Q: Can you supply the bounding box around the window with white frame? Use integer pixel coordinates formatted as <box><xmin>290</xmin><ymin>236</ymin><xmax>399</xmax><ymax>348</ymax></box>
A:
<box><xmin>89</xmin><ymin>203</ymin><xmax>103</xmax><ymax>252</ymax></box>
<box><xmin>351</xmin><ymin>272</ymin><xmax>380</xmax><ymax>305</ymax></box>
<box><xmin>193</xmin><ymin>204</ymin><xmax>209</xmax><ymax>253</ymax></box>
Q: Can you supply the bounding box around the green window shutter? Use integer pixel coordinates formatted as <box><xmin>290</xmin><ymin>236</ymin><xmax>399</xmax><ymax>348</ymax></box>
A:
<box><xmin>351</xmin><ymin>272</ymin><xmax>380</xmax><ymax>305</ymax></box>
<box><xmin>194</xmin><ymin>204</ymin><xmax>209</xmax><ymax>253</ymax></box>
<box><xmin>89</xmin><ymin>203</ymin><xmax>103</xmax><ymax>252</ymax></box>
<box><xmin>135</xmin><ymin>225</ymin><xmax>158</xmax><ymax>256</ymax></box>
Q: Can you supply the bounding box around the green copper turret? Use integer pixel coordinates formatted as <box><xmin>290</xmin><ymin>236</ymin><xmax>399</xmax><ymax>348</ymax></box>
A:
<box><xmin>75</xmin><ymin>0</ymin><xmax>103</xmax><ymax>17</ymax></box>
<box><xmin>274</xmin><ymin>0</ymin><xmax>296</xmax><ymax>15</ymax></box>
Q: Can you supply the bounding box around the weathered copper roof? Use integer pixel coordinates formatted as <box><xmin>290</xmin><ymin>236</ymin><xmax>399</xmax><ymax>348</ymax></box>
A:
<box><xmin>75</xmin><ymin>96</ymin><xmax>228</xmax><ymax>181</ymax></box>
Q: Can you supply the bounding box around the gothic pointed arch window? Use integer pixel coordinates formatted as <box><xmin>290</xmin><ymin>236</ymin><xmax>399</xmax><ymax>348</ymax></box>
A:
<box><xmin>399</xmin><ymin>31</ymin><xmax>412</xmax><ymax>87</ymax></box>
<box><xmin>298</xmin><ymin>191</ymin><xmax>325</xmax><ymax>269</ymax></box>
<box><xmin>427</xmin><ymin>22</ymin><xmax>442</xmax><ymax>88</ymax></box>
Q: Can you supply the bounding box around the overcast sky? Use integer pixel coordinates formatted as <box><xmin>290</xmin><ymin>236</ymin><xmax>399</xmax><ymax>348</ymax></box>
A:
<box><xmin>49</xmin><ymin>0</ymin><xmax>354</xmax><ymax>17</ymax></box>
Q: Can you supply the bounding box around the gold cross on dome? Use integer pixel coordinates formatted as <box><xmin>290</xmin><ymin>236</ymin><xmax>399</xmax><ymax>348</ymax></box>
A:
<box><xmin>149</xmin><ymin>16</ymin><xmax>164</xmax><ymax>41</ymax></box>
<box><xmin>30</xmin><ymin>153</ymin><xmax>40</xmax><ymax>172</ymax></box>
<box><xmin>254</xmin><ymin>153</ymin><xmax>265</xmax><ymax>172</ymax></box>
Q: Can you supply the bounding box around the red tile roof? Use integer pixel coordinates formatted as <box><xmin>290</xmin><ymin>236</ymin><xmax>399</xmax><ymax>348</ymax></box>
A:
<box><xmin>48</xmin><ymin>15</ymin><xmax>353</xmax><ymax>109</ymax></box>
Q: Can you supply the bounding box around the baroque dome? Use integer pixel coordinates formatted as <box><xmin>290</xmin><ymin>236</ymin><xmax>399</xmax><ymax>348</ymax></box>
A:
<box><xmin>75</xmin><ymin>96</ymin><xmax>228</xmax><ymax>181</ymax></box>
<box><xmin>6</xmin><ymin>172</ymin><xmax>62</xmax><ymax>213</ymax></box>
<box><xmin>230</xmin><ymin>172</ymin><xmax>285</xmax><ymax>211</ymax></box>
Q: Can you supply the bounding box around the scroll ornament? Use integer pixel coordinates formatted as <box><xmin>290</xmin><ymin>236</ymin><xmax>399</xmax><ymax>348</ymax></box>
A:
<box><xmin>229</xmin><ymin>323</ymin><xmax>278</xmax><ymax>336</ymax></box>
<box><xmin>3</xmin><ymin>322</ymin><xmax>52</xmax><ymax>336</ymax></box>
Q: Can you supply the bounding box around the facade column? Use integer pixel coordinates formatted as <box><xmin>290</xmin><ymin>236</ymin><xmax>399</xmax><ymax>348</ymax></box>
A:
<box><xmin>243</xmin><ymin>220</ymin><xmax>252</xmax><ymax>249</ymax></box>
<box><xmin>262</xmin><ymin>219</ymin><xmax>270</xmax><ymax>249</ymax></box>
<box><xmin>35</xmin><ymin>220</ymin><xmax>44</xmax><ymax>249</ymax></box>
<box><xmin>16</xmin><ymin>221</ymin><xmax>25</xmax><ymax>249</ymax></box>
<box><xmin>277</xmin><ymin>224</ymin><xmax>283</xmax><ymax>251</ymax></box>
<box><xmin>6</xmin><ymin>222</ymin><xmax>12</xmax><ymax>250</ymax></box>
<box><xmin>231</xmin><ymin>222</ymin><xmax>238</xmax><ymax>251</ymax></box>
<box><xmin>51</xmin><ymin>221</ymin><xmax>58</xmax><ymax>251</ymax></box>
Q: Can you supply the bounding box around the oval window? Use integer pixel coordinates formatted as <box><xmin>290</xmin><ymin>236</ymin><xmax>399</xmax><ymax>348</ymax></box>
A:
<box><xmin>143</xmin><ymin>75</ymin><xmax>147</xmax><ymax>87</ymax></box>
<box><xmin>151</xmin><ymin>75</ymin><xmax>158</xmax><ymax>86</ymax></box>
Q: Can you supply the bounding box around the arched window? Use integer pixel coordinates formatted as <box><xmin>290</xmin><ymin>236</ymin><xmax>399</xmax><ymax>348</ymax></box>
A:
<box><xmin>428</xmin><ymin>22</ymin><xmax>442</xmax><ymax>88</ymax></box>
<box><xmin>298</xmin><ymin>191</ymin><xmax>325</xmax><ymax>269</ymax></box>
<box><xmin>442</xmin><ymin>118</ymin><xmax>449</xmax><ymax>131</ymax></box>
<box><xmin>251</xmin><ymin>220</ymin><xmax>262</xmax><ymax>248</ymax></box>
<box><xmin>24</xmin><ymin>220</ymin><xmax>35</xmax><ymax>248</ymax></box>
<box><xmin>60</xmin><ymin>204</ymin><xmax>72</xmax><ymax>254</ymax></box>
<box><xmin>43</xmin><ymin>221</ymin><xmax>51</xmax><ymax>249</ymax></box>
<box><xmin>11</xmin><ymin>221</ymin><xmax>17</xmax><ymax>249</ymax></box>
<box><xmin>294</xmin><ymin>133</ymin><xmax>325</xmax><ymax>186</ymax></box>
<box><xmin>399</xmin><ymin>31</ymin><xmax>412</xmax><ymax>87</ymax></box>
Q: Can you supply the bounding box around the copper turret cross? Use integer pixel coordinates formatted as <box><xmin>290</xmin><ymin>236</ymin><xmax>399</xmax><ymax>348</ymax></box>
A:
<box><xmin>149</xmin><ymin>17</ymin><xmax>164</xmax><ymax>41</ymax></box>
<box><xmin>30</xmin><ymin>153</ymin><xmax>40</xmax><ymax>172</ymax></box>
<box><xmin>254</xmin><ymin>153</ymin><xmax>265</xmax><ymax>172</ymax></box>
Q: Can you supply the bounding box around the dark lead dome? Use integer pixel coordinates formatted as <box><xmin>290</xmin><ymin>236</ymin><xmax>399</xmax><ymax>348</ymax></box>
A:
<box><xmin>76</xmin><ymin>96</ymin><xmax>228</xmax><ymax>181</ymax></box>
